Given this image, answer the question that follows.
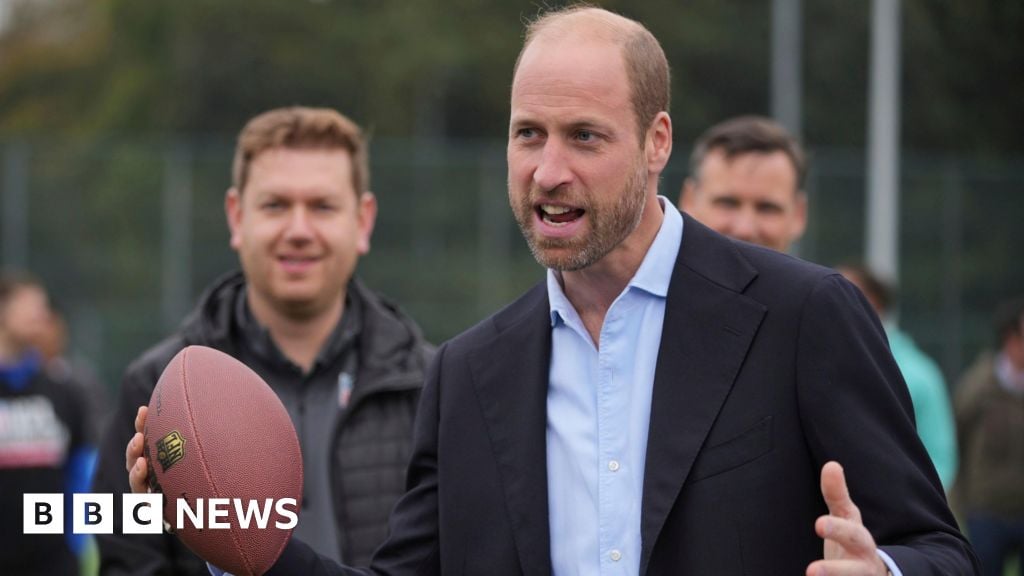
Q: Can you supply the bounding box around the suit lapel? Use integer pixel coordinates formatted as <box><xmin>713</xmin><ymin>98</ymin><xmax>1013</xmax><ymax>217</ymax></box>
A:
<box><xmin>468</xmin><ymin>284</ymin><xmax>553</xmax><ymax>576</ymax></box>
<box><xmin>639</xmin><ymin>215</ymin><xmax>766</xmax><ymax>574</ymax></box>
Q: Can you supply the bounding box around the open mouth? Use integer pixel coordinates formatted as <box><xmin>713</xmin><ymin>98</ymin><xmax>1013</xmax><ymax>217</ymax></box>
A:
<box><xmin>537</xmin><ymin>204</ymin><xmax>585</xmax><ymax>227</ymax></box>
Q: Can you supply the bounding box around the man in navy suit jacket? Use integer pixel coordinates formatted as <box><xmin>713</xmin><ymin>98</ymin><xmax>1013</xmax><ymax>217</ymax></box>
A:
<box><xmin>128</xmin><ymin>6</ymin><xmax>977</xmax><ymax>575</ymax></box>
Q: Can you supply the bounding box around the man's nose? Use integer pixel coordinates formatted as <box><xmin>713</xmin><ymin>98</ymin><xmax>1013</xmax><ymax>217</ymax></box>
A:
<box><xmin>729</xmin><ymin>208</ymin><xmax>760</xmax><ymax>243</ymax></box>
<box><xmin>533</xmin><ymin>141</ymin><xmax>573</xmax><ymax>192</ymax></box>
<box><xmin>283</xmin><ymin>206</ymin><xmax>314</xmax><ymax>240</ymax></box>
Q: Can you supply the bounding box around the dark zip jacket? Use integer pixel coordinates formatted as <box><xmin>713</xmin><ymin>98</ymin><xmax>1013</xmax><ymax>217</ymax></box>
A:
<box><xmin>93</xmin><ymin>271</ymin><xmax>433</xmax><ymax>574</ymax></box>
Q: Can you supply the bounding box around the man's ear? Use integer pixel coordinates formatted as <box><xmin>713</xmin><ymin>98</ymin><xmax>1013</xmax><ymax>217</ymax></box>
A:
<box><xmin>356</xmin><ymin>191</ymin><xmax>378</xmax><ymax>255</ymax></box>
<box><xmin>225</xmin><ymin>188</ymin><xmax>243</xmax><ymax>252</ymax></box>
<box><xmin>645</xmin><ymin>111</ymin><xmax>673</xmax><ymax>174</ymax></box>
<box><xmin>791</xmin><ymin>191</ymin><xmax>809</xmax><ymax>242</ymax></box>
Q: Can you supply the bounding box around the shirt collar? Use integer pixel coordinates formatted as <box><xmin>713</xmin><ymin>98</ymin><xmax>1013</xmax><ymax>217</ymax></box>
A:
<box><xmin>996</xmin><ymin>352</ymin><xmax>1024</xmax><ymax>395</ymax></box>
<box><xmin>548</xmin><ymin>196</ymin><xmax>684</xmax><ymax>326</ymax></box>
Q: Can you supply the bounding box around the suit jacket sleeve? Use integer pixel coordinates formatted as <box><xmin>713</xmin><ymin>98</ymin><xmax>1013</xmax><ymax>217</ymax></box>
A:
<box><xmin>795</xmin><ymin>275</ymin><xmax>978</xmax><ymax>574</ymax></box>
<box><xmin>267</xmin><ymin>343</ymin><xmax>446</xmax><ymax>576</ymax></box>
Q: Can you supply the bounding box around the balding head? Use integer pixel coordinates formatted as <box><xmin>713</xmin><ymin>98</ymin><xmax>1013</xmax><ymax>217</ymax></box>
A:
<box><xmin>514</xmin><ymin>6</ymin><xmax>670</xmax><ymax>141</ymax></box>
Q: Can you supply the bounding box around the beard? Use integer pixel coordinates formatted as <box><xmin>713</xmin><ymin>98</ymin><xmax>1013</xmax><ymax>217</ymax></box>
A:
<box><xmin>510</xmin><ymin>156</ymin><xmax>648</xmax><ymax>272</ymax></box>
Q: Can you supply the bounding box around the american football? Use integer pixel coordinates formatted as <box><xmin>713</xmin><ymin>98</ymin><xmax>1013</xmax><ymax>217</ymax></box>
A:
<box><xmin>144</xmin><ymin>345</ymin><xmax>303</xmax><ymax>576</ymax></box>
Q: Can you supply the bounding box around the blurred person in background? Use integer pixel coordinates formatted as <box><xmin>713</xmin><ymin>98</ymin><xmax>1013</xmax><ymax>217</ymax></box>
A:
<box><xmin>28</xmin><ymin>301</ymin><xmax>109</xmax><ymax>444</ymax></box>
<box><xmin>955</xmin><ymin>295</ymin><xmax>1024</xmax><ymax>576</ymax></box>
<box><xmin>838</xmin><ymin>264</ymin><xmax>958</xmax><ymax>490</ymax></box>
<box><xmin>93</xmin><ymin>107</ymin><xmax>434</xmax><ymax>575</ymax></box>
<box><xmin>678</xmin><ymin>115</ymin><xmax>807</xmax><ymax>253</ymax></box>
<box><xmin>0</xmin><ymin>272</ymin><xmax>95</xmax><ymax>575</ymax></box>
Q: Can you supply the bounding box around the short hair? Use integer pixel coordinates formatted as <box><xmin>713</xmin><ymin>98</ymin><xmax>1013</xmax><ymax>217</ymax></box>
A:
<box><xmin>231</xmin><ymin>106</ymin><xmax>369</xmax><ymax>196</ymax></box>
<box><xmin>837</xmin><ymin>263</ymin><xmax>894</xmax><ymax>313</ymax></box>
<box><xmin>515</xmin><ymin>5</ymin><xmax>670</xmax><ymax>142</ymax></box>
<box><xmin>689</xmin><ymin>115</ymin><xmax>807</xmax><ymax>189</ymax></box>
<box><xmin>993</xmin><ymin>295</ymin><xmax>1024</xmax><ymax>346</ymax></box>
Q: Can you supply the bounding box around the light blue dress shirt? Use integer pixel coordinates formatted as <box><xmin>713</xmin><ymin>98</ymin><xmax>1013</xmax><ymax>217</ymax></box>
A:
<box><xmin>545</xmin><ymin>196</ymin><xmax>681</xmax><ymax>576</ymax></box>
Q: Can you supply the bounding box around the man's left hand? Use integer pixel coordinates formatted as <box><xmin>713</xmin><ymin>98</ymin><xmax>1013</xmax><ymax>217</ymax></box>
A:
<box><xmin>805</xmin><ymin>461</ymin><xmax>889</xmax><ymax>576</ymax></box>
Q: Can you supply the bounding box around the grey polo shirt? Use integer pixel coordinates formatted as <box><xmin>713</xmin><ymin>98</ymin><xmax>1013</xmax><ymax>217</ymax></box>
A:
<box><xmin>231</xmin><ymin>287</ymin><xmax>362</xmax><ymax>563</ymax></box>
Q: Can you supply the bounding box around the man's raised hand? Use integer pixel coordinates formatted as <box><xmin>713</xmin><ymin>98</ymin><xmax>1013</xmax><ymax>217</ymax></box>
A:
<box><xmin>805</xmin><ymin>461</ymin><xmax>889</xmax><ymax>576</ymax></box>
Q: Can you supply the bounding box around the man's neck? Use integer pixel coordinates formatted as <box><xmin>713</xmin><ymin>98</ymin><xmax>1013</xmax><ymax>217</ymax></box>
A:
<box><xmin>247</xmin><ymin>291</ymin><xmax>345</xmax><ymax>373</ymax></box>
<box><xmin>560</xmin><ymin>195</ymin><xmax>665</xmax><ymax>345</ymax></box>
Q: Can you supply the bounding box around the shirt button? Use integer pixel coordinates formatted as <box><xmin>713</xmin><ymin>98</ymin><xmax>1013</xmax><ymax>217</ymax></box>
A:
<box><xmin>608</xmin><ymin>460</ymin><xmax>620</xmax><ymax>472</ymax></box>
<box><xmin>610</xmin><ymin>549</ymin><xmax>622</xmax><ymax>562</ymax></box>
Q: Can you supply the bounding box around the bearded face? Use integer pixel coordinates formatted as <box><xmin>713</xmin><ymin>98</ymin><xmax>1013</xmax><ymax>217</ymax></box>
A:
<box><xmin>510</xmin><ymin>152</ymin><xmax>648</xmax><ymax>271</ymax></box>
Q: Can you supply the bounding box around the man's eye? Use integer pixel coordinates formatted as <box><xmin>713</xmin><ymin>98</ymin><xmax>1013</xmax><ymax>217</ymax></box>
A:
<box><xmin>262</xmin><ymin>201</ymin><xmax>285</xmax><ymax>211</ymax></box>
<box><xmin>517</xmin><ymin>128</ymin><xmax>537</xmax><ymax>139</ymax></box>
<box><xmin>575</xmin><ymin>130</ymin><xmax>594</xmax><ymax>142</ymax></box>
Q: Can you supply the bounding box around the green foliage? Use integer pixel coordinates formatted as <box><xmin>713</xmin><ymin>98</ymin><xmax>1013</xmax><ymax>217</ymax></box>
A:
<box><xmin>2</xmin><ymin>0</ymin><xmax>1022</xmax><ymax>153</ymax></box>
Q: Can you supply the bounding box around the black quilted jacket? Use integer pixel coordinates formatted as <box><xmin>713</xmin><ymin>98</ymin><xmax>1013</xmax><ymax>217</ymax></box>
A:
<box><xmin>92</xmin><ymin>271</ymin><xmax>433</xmax><ymax>574</ymax></box>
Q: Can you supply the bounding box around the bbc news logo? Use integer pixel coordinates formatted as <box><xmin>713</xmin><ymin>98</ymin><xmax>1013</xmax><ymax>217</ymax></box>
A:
<box><xmin>23</xmin><ymin>494</ymin><xmax>299</xmax><ymax>534</ymax></box>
